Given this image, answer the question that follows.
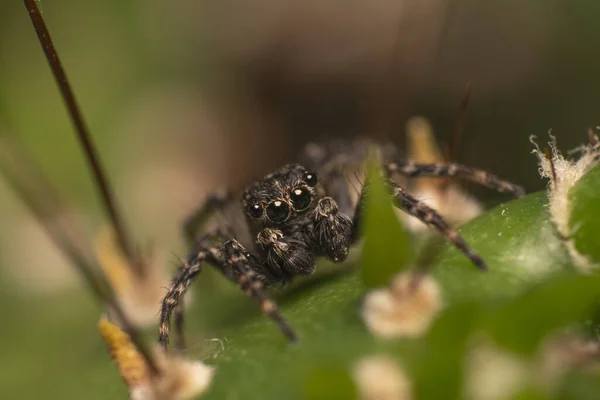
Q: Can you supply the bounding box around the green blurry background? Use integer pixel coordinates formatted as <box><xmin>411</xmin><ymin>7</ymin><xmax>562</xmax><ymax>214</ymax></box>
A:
<box><xmin>0</xmin><ymin>0</ymin><xmax>599</xmax><ymax>398</ymax></box>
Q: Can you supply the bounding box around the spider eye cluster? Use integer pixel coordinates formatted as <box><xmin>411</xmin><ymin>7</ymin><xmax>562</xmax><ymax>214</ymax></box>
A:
<box><xmin>246</xmin><ymin>170</ymin><xmax>318</xmax><ymax>223</ymax></box>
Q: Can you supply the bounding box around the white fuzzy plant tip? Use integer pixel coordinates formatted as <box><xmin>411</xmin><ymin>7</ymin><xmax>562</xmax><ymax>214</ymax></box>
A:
<box><xmin>464</xmin><ymin>340</ymin><xmax>529</xmax><ymax>400</ymax></box>
<box><xmin>133</xmin><ymin>349</ymin><xmax>215</xmax><ymax>400</ymax></box>
<box><xmin>353</xmin><ymin>356</ymin><xmax>412</xmax><ymax>400</ymax></box>
<box><xmin>537</xmin><ymin>334</ymin><xmax>600</xmax><ymax>390</ymax></box>
<box><xmin>530</xmin><ymin>133</ymin><xmax>600</xmax><ymax>272</ymax></box>
<box><xmin>99</xmin><ymin>318</ymin><xmax>215</xmax><ymax>400</ymax></box>
<box><xmin>465</xmin><ymin>334</ymin><xmax>600</xmax><ymax>400</ymax></box>
<box><xmin>361</xmin><ymin>271</ymin><xmax>442</xmax><ymax>339</ymax></box>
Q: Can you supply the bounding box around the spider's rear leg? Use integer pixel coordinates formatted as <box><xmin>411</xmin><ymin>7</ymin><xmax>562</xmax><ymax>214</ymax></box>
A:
<box><xmin>351</xmin><ymin>179</ymin><xmax>487</xmax><ymax>271</ymax></box>
<box><xmin>388</xmin><ymin>180</ymin><xmax>487</xmax><ymax>270</ymax></box>
<box><xmin>386</xmin><ymin>160</ymin><xmax>525</xmax><ymax>197</ymax></box>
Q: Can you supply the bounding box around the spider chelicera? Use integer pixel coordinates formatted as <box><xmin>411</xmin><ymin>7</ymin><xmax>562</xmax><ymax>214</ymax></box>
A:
<box><xmin>158</xmin><ymin>140</ymin><xmax>524</xmax><ymax>349</ymax></box>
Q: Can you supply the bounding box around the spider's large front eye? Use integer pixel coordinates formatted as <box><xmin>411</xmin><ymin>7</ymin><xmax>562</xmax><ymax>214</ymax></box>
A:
<box><xmin>247</xmin><ymin>204</ymin><xmax>263</xmax><ymax>219</ymax></box>
<box><xmin>304</xmin><ymin>171</ymin><xmax>318</xmax><ymax>187</ymax></box>
<box><xmin>290</xmin><ymin>187</ymin><xmax>311</xmax><ymax>211</ymax></box>
<box><xmin>266</xmin><ymin>200</ymin><xmax>290</xmax><ymax>223</ymax></box>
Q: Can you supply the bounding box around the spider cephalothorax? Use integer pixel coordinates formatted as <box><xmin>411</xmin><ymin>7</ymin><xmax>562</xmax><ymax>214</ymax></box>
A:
<box><xmin>158</xmin><ymin>141</ymin><xmax>525</xmax><ymax>349</ymax></box>
<box><xmin>243</xmin><ymin>164</ymin><xmax>320</xmax><ymax>229</ymax></box>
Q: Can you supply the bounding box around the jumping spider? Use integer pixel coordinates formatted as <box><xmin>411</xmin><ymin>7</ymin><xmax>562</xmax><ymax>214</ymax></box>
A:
<box><xmin>15</xmin><ymin>0</ymin><xmax>524</xmax><ymax>366</ymax></box>
<box><xmin>158</xmin><ymin>140</ymin><xmax>525</xmax><ymax>349</ymax></box>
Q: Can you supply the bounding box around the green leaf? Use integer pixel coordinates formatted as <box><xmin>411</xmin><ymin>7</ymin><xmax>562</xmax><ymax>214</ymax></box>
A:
<box><xmin>485</xmin><ymin>272</ymin><xmax>600</xmax><ymax>355</ymax></box>
<box><xmin>196</xmin><ymin>192</ymin><xmax>576</xmax><ymax>400</ymax></box>
<box><xmin>7</xmin><ymin>165</ymin><xmax>600</xmax><ymax>399</ymax></box>
<box><xmin>556</xmin><ymin>370</ymin><xmax>600</xmax><ymax>400</ymax></box>
<box><xmin>304</xmin><ymin>366</ymin><xmax>357</xmax><ymax>400</ymax></box>
<box><xmin>360</xmin><ymin>164</ymin><xmax>412</xmax><ymax>287</ymax></box>
<box><xmin>433</xmin><ymin>192</ymin><xmax>571</xmax><ymax>303</ymax></box>
<box><xmin>414</xmin><ymin>302</ymin><xmax>480</xmax><ymax>400</ymax></box>
<box><xmin>569</xmin><ymin>164</ymin><xmax>600</xmax><ymax>265</ymax></box>
<box><xmin>510</xmin><ymin>388</ymin><xmax>549</xmax><ymax>400</ymax></box>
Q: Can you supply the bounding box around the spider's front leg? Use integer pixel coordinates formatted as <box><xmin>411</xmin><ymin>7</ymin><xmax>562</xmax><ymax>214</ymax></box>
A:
<box><xmin>172</xmin><ymin>228</ymin><xmax>231</xmax><ymax>349</ymax></box>
<box><xmin>309</xmin><ymin>197</ymin><xmax>353</xmax><ymax>263</ymax></box>
<box><xmin>159</xmin><ymin>245</ymin><xmax>221</xmax><ymax>349</ymax></box>
<box><xmin>159</xmin><ymin>238</ymin><xmax>297</xmax><ymax>349</ymax></box>
<box><xmin>220</xmin><ymin>240</ymin><xmax>298</xmax><ymax>342</ymax></box>
<box><xmin>386</xmin><ymin>159</ymin><xmax>525</xmax><ymax>197</ymax></box>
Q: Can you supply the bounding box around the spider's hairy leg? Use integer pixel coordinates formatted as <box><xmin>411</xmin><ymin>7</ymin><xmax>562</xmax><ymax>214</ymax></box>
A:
<box><xmin>182</xmin><ymin>192</ymin><xmax>233</xmax><ymax>246</ymax></box>
<box><xmin>174</xmin><ymin>192</ymin><xmax>234</xmax><ymax>348</ymax></box>
<box><xmin>220</xmin><ymin>240</ymin><xmax>298</xmax><ymax>343</ymax></box>
<box><xmin>386</xmin><ymin>159</ymin><xmax>525</xmax><ymax>197</ymax></box>
<box><xmin>310</xmin><ymin>197</ymin><xmax>353</xmax><ymax>263</ymax></box>
<box><xmin>159</xmin><ymin>238</ymin><xmax>298</xmax><ymax>349</ymax></box>
<box><xmin>172</xmin><ymin>229</ymin><xmax>229</xmax><ymax>350</ymax></box>
<box><xmin>350</xmin><ymin>177</ymin><xmax>486</xmax><ymax>271</ymax></box>
<box><xmin>159</xmin><ymin>246</ymin><xmax>221</xmax><ymax>350</ymax></box>
<box><xmin>257</xmin><ymin>228</ymin><xmax>316</xmax><ymax>278</ymax></box>
<box><xmin>387</xmin><ymin>180</ymin><xmax>487</xmax><ymax>270</ymax></box>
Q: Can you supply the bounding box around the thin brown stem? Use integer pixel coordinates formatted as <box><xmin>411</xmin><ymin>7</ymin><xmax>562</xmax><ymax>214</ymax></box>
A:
<box><xmin>23</xmin><ymin>0</ymin><xmax>142</xmax><ymax>276</ymax></box>
<box><xmin>588</xmin><ymin>128</ymin><xmax>598</xmax><ymax>147</ymax></box>
<box><xmin>544</xmin><ymin>147</ymin><xmax>558</xmax><ymax>190</ymax></box>
<box><xmin>448</xmin><ymin>81</ymin><xmax>472</xmax><ymax>162</ymax></box>
<box><xmin>440</xmin><ymin>82</ymin><xmax>472</xmax><ymax>192</ymax></box>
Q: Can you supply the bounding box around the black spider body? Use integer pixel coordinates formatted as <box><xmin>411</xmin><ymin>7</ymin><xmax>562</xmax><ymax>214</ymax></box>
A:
<box><xmin>245</xmin><ymin>165</ymin><xmax>320</xmax><ymax>277</ymax></box>
<box><xmin>158</xmin><ymin>140</ymin><xmax>525</xmax><ymax>348</ymax></box>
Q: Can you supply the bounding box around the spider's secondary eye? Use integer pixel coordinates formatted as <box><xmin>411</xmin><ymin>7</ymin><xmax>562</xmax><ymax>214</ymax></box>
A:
<box><xmin>304</xmin><ymin>171</ymin><xmax>318</xmax><ymax>187</ymax></box>
<box><xmin>290</xmin><ymin>188</ymin><xmax>311</xmax><ymax>211</ymax></box>
<box><xmin>266</xmin><ymin>201</ymin><xmax>290</xmax><ymax>223</ymax></box>
<box><xmin>247</xmin><ymin>204</ymin><xmax>263</xmax><ymax>219</ymax></box>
